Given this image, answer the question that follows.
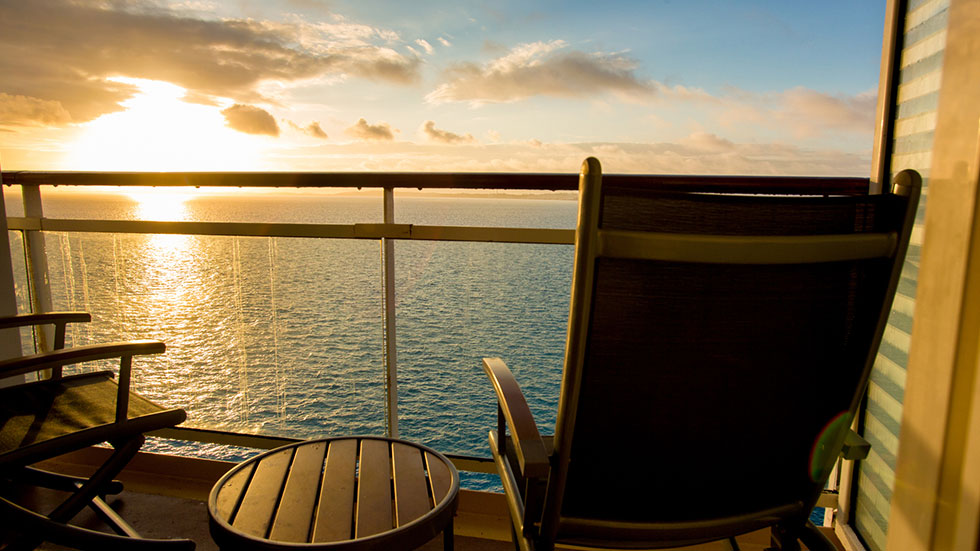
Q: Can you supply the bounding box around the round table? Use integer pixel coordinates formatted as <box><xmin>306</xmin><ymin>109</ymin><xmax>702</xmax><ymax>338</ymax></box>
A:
<box><xmin>208</xmin><ymin>436</ymin><xmax>460</xmax><ymax>551</ymax></box>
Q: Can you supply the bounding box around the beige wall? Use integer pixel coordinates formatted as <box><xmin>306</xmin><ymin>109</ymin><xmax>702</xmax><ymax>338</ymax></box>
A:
<box><xmin>886</xmin><ymin>0</ymin><xmax>980</xmax><ymax>549</ymax></box>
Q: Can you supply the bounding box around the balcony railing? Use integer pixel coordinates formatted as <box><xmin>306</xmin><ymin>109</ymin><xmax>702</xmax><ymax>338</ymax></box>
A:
<box><xmin>0</xmin><ymin>170</ymin><xmax>870</xmax><ymax>480</ymax></box>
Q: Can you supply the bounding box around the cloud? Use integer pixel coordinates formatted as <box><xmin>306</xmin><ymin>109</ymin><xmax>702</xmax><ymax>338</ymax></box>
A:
<box><xmin>438</xmin><ymin>37</ymin><xmax>452</xmax><ymax>47</ymax></box>
<box><xmin>426</xmin><ymin>40</ymin><xmax>655</xmax><ymax>105</ymax></box>
<box><xmin>567</xmin><ymin>137</ymin><xmax>870</xmax><ymax>176</ymax></box>
<box><xmin>420</xmin><ymin>120</ymin><xmax>476</xmax><ymax>144</ymax></box>
<box><xmin>679</xmin><ymin>132</ymin><xmax>735</xmax><ymax>152</ymax></box>
<box><xmin>345</xmin><ymin>118</ymin><xmax>396</xmax><ymax>141</ymax></box>
<box><xmin>415</xmin><ymin>39</ymin><xmax>434</xmax><ymax>55</ymax></box>
<box><xmin>0</xmin><ymin>0</ymin><xmax>421</xmax><ymax>124</ymax></box>
<box><xmin>221</xmin><ymin>104</ymin><xmax>280</xmax><ymax>136</ymax></box>
<box><xmin>284</xmin><ymin>0</ymin><xmax>333</xmax><ymax>15</ymax></box>
<box><xmin>777</xmin><ymin>87</ymin><xmax>876</xmax><ymax>136</ymax></box>
<box><xmin>0</xmin><ymin>93</ymin><xmax>72</xmax><ymax>126</ymax></box>
<box><xmin>288</xmin><ymin>120</ymin><xmax>328</xmax><ymax>138</ymax></box>
<box><xmin>263</xmin><ymin>134</ymin><xmax>869</xmax><ymax>176</ymax></box>
<box><xmin>716</xmin><ymin>87</ymin><xmax>876</xmax><ymax>139</ymax></box>
<box><xmin>305</xmin><ymin>121</ymin><xmax>328</xmax><ymax>139</ymax></box>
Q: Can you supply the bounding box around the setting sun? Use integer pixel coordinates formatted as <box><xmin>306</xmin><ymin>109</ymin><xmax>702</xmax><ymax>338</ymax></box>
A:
<box><xmin>63</xmin><ymin>78</ymin><xmax>270</xmax><ymax>171</ymax></box>
<box><xmin>128</xmin><ymin>187</ymin><xmax>191</xmax><ymax>221</ymax></box>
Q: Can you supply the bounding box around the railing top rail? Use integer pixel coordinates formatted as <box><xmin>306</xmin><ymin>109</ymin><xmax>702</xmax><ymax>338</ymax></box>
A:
<box><xmin>1</xmin><ymin>171</ymin><xmax>870</xmax><ymax>195</ymax></box>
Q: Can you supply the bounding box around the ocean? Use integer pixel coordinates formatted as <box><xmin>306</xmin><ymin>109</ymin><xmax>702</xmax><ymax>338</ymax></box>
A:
<box><xmin>3</xmin><ymin>189</ymin><xmax>578</xmax><ymax>489</ymax></box>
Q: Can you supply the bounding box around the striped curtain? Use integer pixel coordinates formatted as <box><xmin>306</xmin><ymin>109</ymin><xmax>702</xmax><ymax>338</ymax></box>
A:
<box><xmin>854</xmin><ymin>0</ymin><xmax>948</xmax><ymax>549</ymax></box>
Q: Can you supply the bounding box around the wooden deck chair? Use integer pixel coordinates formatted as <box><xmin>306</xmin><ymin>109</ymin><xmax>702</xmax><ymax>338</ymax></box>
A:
<box><xmin>0</xmin><ymin>312</ymin><xmax>194</xmax><ymax>550</ymax></box>
<box><xmin>484</xmin><ymin>158</ymin><xmax>920</xmax><ymax>551</ymax></box>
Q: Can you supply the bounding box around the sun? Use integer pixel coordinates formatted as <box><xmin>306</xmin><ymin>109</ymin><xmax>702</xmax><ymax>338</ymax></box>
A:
<box><xmin>127</xmin><ymin>188</ymin><xmax>192</xmax><ymax>221</ymax></box>
<box><xmin>62</xmin><ymin>78</ymin><xmax>270</xmax><ymax>171</ymax></box>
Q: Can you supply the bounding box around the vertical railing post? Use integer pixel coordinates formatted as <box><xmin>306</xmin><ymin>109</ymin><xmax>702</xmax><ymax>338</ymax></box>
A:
<box><xmin>22</xmin><ymin>184</ymin><xmax>54</xmax><ymax>352</ymax></box>
<box><xmin>382</xmin><ymin>186</ymin><xmax>399</xmax><ymax>437</ymax></box>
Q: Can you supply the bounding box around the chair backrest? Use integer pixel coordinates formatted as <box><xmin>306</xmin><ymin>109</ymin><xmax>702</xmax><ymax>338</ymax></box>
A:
<box><xmin>542</xmin><ymin>158</ymin><xmax>920</xmax><ymax>546</ymax></box>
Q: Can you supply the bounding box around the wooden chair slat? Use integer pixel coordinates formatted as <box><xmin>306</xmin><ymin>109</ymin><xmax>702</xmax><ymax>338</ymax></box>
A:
<box><xmin>392</xmin><ymin>442</ymin><xmax>431</xmax><ymax>526</ymax></box>
<box><xmin>425</xmin><ymin>451</ymin><xmax>453</xmax><ymax>506</ymax></box>
<box><xmin>233</xmin><ymin>448</ymin><xmax>293</xmax><ymax>538</ymax></box>
<box><xmin>354</xmin><ymin>439</ymin><xmax>393</xmax><ymax>538</ymax></box>
<box><xmin>312</xmin><ymin>438</ymin><xmax>357</xmax><ymax>543</ymax></box>
<box><xmin>215</xmin><ymin>462</ymin><xmax>255</xmax><ymax>521</ymax></box>
<box><xmin>270</xmin><ymin>441</ymin><xmax>326</xmax><ymax>543</ymax></box>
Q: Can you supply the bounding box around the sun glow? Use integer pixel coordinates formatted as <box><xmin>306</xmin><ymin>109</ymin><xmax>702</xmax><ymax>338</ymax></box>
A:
<box><xmin>129</xmin><ymin>188</ymin><xmax>191</xmax><ymax>221</ymax></box>
<box><xmin>63</xmin><ymin>78</ymin><xmax>270</xmax><ymax>171</ymax></box>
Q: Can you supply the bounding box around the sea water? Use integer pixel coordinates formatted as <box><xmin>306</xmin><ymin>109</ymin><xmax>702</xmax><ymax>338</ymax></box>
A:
<box><xmin>4</xmin><ymin>190</ymin><xmax>577</xmax><ymax>490</ymax></box>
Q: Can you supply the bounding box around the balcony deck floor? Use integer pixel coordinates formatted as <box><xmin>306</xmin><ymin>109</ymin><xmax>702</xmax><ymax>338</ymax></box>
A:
<box><xmin>6</xmin><ymin>448</ymin><xmax>837</xmax><ymax>551</ymax></box>
<box><xmin>13</xmin><ymin>485</ymin><xmax>511</xmax><ymax>551</ymax></box>
<box><xmin>9</xmin><ymin>485</ymin><xmax>833</xmax><ymax>551</ymax></box>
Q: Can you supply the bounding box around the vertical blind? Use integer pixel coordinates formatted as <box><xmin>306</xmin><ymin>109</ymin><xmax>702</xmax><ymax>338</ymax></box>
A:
<box><xmin>854</xmin><ymin>0</ymin><xmax>948</xmax><ymax>549</ymax></box>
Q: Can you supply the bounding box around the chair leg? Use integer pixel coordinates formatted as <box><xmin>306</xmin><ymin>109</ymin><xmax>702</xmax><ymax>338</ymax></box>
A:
<box><xmin>48</xmin><ymin>435</ymin><xmax>144</xmax><ymax>525</ymax></box>
<box><xmin>87</xmin><ymin>494</ymin><xmax>141</xmax><ymax>538</ymax></box>
<box><xmin>1</xmin><ymin>494</ymin><xmax>196</xmax><ymax>551</ymax></box>
<box><xmin>17</xmin><ymin>466</ymin><xmax>124</xmax><ymax>496</ymax></box>
<box><xmin>509</xmin><ymin>522</ymin><xmax>522</xmax><ymax>551</ymax></box>
<box><xmin>769</xmin><ymin>524</ymin><xmax>803</xmax><ymax>551</ymax></box>
<box><xmin>443</xmin><ymin>517</ymin><xmax>455</xmax><ymax>551</ymax></box>
<box><xmin>3</xmin><ymin>436</ymin><xmax>145</xmax><ymax>551</ymax></box>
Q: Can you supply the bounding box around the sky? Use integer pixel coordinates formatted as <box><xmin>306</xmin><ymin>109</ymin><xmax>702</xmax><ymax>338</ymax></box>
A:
<box><xmin>0</xmin><ymin>0</ymin><xmax>886</xmax><ymax>175</ymax></box>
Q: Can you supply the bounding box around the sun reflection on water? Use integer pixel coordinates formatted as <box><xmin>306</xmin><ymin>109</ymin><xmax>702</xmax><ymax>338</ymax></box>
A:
<box><xmin>129</xmin><ymin>189</ymin><xmax>194</xmax><ymax>253</ymax></box>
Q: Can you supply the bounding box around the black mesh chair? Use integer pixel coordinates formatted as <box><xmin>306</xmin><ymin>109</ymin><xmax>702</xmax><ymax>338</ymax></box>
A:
<box><xmin>0</xmin><ymin>312</ymin><xmax>194</xmax><ymax>550</ymax></box>
<box><xmin>484</xmin><ymin>158</ymin><xmax>920</xmax><ymax>551</ymax></box>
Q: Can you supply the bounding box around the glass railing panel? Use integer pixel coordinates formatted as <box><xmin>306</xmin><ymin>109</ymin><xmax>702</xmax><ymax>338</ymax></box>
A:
<box><xmin>5</xmin><ymin>230</ymin><xmax>35</xmax><ymax>356</ymax></box>
<box><xmin>395</xmin><ymin>193</ymin><xmax>577</xmax><ymax>229</ymax></box>
<box><xmin>42</xmin><ymin>230</ymin><xmax>386</xmax><ymax>458</ymax></box>
<box><xmin>5</xmin><ymin>188</ymin><xmax>383</xmax><ymax>224</ymax></box>
<box><xmin>2</xmin><ymin>188</ymin><xmax>25</xmax><ymax>217</ymax></box>
<box><xmin>395</xmin><ymin>239</ymin><xmax>573</xmax><ymax>488</ymax></box>
<box><xmin>180</xmin><ymin>191</ymin><xmax>383</xmax><ymax>224</ymax></box>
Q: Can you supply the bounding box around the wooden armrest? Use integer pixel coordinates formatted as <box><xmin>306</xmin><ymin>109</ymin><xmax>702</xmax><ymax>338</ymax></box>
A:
<box><xmin>0</xmin><ymin>312</ymin><xmax>92</xmax><ymax>330</ymax></box>
<box><xmin>0</xmin><ymin>341</ymin><xmax>165</xmax><ymax>379</ymax></box>
<box><xmin>483</xmin><ymin>357</ymin><xmax>549</xmax><ymax>479</ymax></box>
<box><xmin>0</xmin><ymin>311</ymin><xmax>92</xmax><ymax>351</ymax></box>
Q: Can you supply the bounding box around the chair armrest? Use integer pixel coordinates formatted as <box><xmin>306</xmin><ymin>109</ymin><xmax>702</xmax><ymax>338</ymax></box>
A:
<box><xmin>0</xmin><ymin>340</ymin><xmax>166</xmax><ymax>423</ymax></box>
<box><xmin>483</xmin><ymin>357</ymin><xmax>549</xmax><ymax>479</ymax></box>
<box><xmin>0</xmin><ymin>311</ymin><xmax>91</xmax><ymax>351</ymax></box>
<box><xmin>0</xmin><ymin>312</ymin><xmax>92</xmax><ymax>330</ymax></box>
<box><xmin>0</xmin><ymin>341</ymin><xmax>165</xmax><ymax>379</ymax></box>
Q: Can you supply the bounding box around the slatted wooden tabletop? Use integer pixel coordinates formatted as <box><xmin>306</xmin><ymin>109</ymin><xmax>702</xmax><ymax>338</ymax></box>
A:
<box><xmin>208</xmin><ymin>437</ymin><xmax>460</xmax><ymax>551</ymax></box>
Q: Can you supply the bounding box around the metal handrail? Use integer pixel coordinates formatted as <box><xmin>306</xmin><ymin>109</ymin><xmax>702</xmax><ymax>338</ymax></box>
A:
<box><xmin>1</xmin><ymin>171</ymin><xmax>871</xmax><ymax>195</ymax></box>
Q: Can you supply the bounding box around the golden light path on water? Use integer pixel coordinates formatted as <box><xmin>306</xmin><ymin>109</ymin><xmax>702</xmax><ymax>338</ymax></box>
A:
<box><xmin>130</xmin><ymin>190</ymin><xmax>195</xmax><ymax>332</ymax></box>
<box><xmin>122</xmin><ymin>190</ymin><xmax>257</xmax><ymax>431</ymax></box>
